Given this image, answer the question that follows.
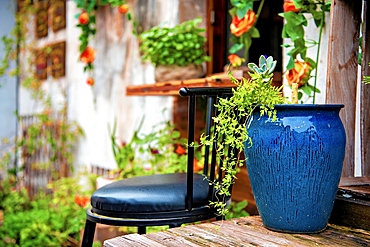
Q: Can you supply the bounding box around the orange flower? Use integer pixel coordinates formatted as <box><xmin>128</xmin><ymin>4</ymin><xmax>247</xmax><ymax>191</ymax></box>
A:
<box><xmin>80</xmin><ymin>46</ymin><xmax>96</xmax><ymax>64</ymax></box>
<box><xmin>286</xmin><ymin>60</ymin><xmax>312</xmax><ymax>87</ymax></box>
<box><xmin>118</xmin><ymin>4</ymin><xmax>129</xmax><ymax>14</ymax></box>
<box><xmin>86</xmin><ymin>77</ymin><xmax>94</xmax><ymax>86</ymax></box>
<box><xmin>230</xmin><ymin>10</ymin><xmax>256</xmax><ymax>37</ymax></box>
<box><xmin>74</xmin><ymin>195</ymin><xmax>90</xmax><ymax>208</ymax></box>
<box><xmin>78</xmin><ymin>11</ymin><xmax>89</xmax><ymax>25</ymax></box>
<box><xmin>228</xmin><ymin>54</ymin><xmax>245</xmax><ymax>67</ymax></box>
<box><xmin>193</xmin><ymin>158</ymin><xmax>203</xmax><ymax>173</ymax></box>
<box><xmin>175</xmin><ymin>143</ymin><xmax>186</xmax><ymax>155</ymax></box>
<box><xmin>283</xmin><ymin>0</ymin><xmax>301</xmax><ymax>13</ymax></box>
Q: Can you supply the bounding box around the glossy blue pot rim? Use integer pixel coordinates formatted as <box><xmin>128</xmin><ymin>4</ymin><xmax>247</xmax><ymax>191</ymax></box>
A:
<box><xmin>266</xmin><ymin>104</ymin><xmax>344</xmax><ymax>109</ymax></box>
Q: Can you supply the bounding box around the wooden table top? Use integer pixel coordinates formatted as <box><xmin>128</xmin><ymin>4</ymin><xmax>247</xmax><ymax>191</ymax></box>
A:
<box><xmin>103</xmin><ymin>216</ymin><xmax>370</xmax><ymax>246</ymax></box>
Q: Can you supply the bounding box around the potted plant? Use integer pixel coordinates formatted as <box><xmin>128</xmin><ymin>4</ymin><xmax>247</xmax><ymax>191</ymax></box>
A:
<box><xmin>206</xmin><ymin>55</ymin><xmax>346</xmax><ymax>233</ymax></box>
<box><xmin>139</xmin><ymin>17</ymin><xmax>211</xmax><ymax>82</ymax></box>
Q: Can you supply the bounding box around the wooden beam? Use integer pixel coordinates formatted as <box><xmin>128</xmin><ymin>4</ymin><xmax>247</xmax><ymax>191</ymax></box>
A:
<box><xmin>340</xmin><ymin>176</ymin><xmax>370</xmax><ymax>186</ymax></box>
<box><xmin>362</xmin><ymin>0</ymin><xmax>370</xmax><ymax>176</ymax></box>
<box><xmin>330</xmin><ymin>187</ymin><xmax>370</xmax><ymax>230</ymax></box>
<box><xmin>104</xmin><ymin>216</ymin><xmax>370</xmax><ymax>247</ymax></box>
<box><xmin>326</xmin><ymin>0</ymin><xmax>362</xmax><ymax>177</ymax></box>
<box><xmin>208</xmin><ymin>0</ymin><xmax>227</xmax><ymax>73</ymax></box>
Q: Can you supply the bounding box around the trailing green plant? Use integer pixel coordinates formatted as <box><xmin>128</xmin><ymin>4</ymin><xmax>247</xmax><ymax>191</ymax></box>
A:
<box><xmin>139</xmin><ymin>17</ymin><xmax>211</xmax><ymax>67</ymax></box>
<box><xmin>204</xmin><ymin>55</ymin><xmax>287</xmax><ymax>216</ymax></box>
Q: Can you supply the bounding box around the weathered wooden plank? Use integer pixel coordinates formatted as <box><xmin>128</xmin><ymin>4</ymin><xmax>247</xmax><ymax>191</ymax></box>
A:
<box><xmin>232</xmin><ymin>216</ymin><xmax>370</xmax><ymax>246</ymax></box>
<box><xmin>207</xmin><ymin>220</ymin><xmax>307</xmax><ymax>247</ymax></box>
<box><xmin>326</xmin><ymin>0</ymin><xmax>362</xmax><ymax>177</ymax></box>
<box><xmin>125</xmin><ymin>78</ymin><xmax>235</xmax><ymax>96</ymax></box>
<box><xmin>233</xmin><ymin>217</ymin><xmax>345</xmax><ymax>246</ymax></box>
<box><xmin>104</xmin><ymin>216</ymin><xmax>370</xmax><ymax>247</ymax></box>
<box><xmin>330</xmin><ymin>187</ymin><xmax>370</xmax><ymax>231</ymax></box>
<box><xmin>362</xmin><ymin>0</ymin><xmax>370</xmax><ymax>176</ymax></box>
<box><xmin>195</xmin><ymin>222</ymin><xmax>279</xmax><ymax>247</ymax></box>
<box><xmin>339</xmin><ymin>176</ymin><xmax>370</xmax><ymax>186</ymax></box>
<box><xmin>168</xmin><ymin>223</ymin><xmax>237</xmax><ymax>246</ymax></box>
<box><xmin>191</xmin><ymin>224</ymin><xmax>257</xmax><ymax>247</ymax></box>
<box><xmin>104</xmin><ymin>233</ymin><xmax>167</xmax><ymax>247</ymax></box>
<box><xmin>144</xmin><ymin>231</ymin><xmax>202</xmax><ymax>247</ymax></box>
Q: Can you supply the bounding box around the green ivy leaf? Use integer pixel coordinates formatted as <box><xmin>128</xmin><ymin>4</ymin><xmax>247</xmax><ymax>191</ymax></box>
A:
<box><xmin>229</xmin><ymin>43</ymin><xmax>244</xmax><ymax>54</ymax></box>
<box><xmin>286</xmin><ymin>56</ymin><xmax>295</xmax><ymax>70</ymax></box>
<box><xmin>248</xmin><ymin>27</ymin><xmax>260</xmax><ymax>38</ymax></box>
<box><xmin>228</xmin><ymin>7</ymin><xmax>237</xmax><ymax>18</ymax></box>
<box><xmin>236</xmin><ymin>6</ymin><xmax>249</xmax><ymax>19</ymax></box>
<box><xmin>301</xmin><ymin>84</ymin><xmax>313</xmax><ymax>96</ymax></box>
<box><xmin>308</xmin><ymin>84</ymin><xmax>321</xmax><ymax>93</ymax></box>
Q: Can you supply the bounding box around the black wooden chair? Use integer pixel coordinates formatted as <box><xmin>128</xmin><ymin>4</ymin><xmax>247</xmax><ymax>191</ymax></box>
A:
<box><xmin>81</xmin><ymin>87</ymin><xmax>235</xmax><ymax>247</ymax></box>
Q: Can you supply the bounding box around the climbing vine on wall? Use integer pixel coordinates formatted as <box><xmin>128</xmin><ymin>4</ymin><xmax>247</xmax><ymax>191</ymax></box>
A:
<box><xmin>0</xmin><ymin>1</ymin><xmax>84</xmax><ymax>179</ymax></box>
<box><xmin>74</xmin><ymin>0</ymin><xmax>139</xmax><ymax>86</ymax></box>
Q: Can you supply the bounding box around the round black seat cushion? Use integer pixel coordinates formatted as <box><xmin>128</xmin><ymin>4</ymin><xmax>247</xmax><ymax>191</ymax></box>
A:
<box><xmin>91</xmin><ymin>173</ymin><xmax>210</xmax><ymax>213</ymax></box>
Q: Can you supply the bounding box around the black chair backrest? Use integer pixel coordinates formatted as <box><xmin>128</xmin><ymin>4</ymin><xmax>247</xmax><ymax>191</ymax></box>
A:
<box><xmin>179</xmin><ymin>87</ymin><xmax>235</xmax><ymax>211</ymax></box>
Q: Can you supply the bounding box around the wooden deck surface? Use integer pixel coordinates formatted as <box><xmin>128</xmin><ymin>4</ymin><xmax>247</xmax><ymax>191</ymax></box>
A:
<box><xmin>103</xmin><ymin>216</ymin><xmax>370</xmax><ymax>246</ymax></box>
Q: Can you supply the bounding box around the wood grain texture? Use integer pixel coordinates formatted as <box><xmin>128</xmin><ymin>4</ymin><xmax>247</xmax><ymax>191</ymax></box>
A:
<box><xmin>208</xmin><ymin>0</ymin><xmax>227</xmax><ymax>73</ymax></box>
<box><xmin>326</xmin><ymin>0</ymin><xmax>362</xmax><ymax>177</ymax></box>
<box><xmin>330</xmin><ymin>187</ymin><xmax>370</xmax><ymax>230</ymax></box>
<box><xmin>104</xmin><ymin>216</ymin><xmax>370</xmax><ymax>247</ymax></box>
<box><xmin>361</xmin><ymin>0</ymin><xmax>370</xmax><ymax>176</ymax></box>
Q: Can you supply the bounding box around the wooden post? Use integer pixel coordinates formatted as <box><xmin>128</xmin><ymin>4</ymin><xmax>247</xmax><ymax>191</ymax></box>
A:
<box><xmin>326</xmin><ymin>0</ymin><xmax>362</xmax><ymax>177</ymax></box>
<box><xmin>361</xmin><ymin>0</ymin><xmax>370</xmax><ymax>176</ymax></box>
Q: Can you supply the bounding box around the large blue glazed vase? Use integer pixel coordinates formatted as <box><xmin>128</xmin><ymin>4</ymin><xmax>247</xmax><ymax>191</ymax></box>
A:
<box><xmin>244</xmin><ymin>104</ymin><xmax>346</xmax><ymax>233</ymax></box>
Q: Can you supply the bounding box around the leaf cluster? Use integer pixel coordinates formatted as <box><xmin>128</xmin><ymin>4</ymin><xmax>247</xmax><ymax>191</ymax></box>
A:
<box><xmin>0</xmin><ymin>177</ymin><xmax>89</xmax><ymax>247</ymax></box>
<box><xmin>364</xmin><ymin>63</ymin><xmax>370</xmax><ymax>84</ymax></box>
<box><xmin>228</xmin><ymin>0</ymin><xmax>262</xmax><ymax>58</ymax></box>
<box><xmin>110</xmin><ymin>116</ymin><xmax>198</xmax><ymax>178</ymax></box>
<box><xmin>74</xmin><ymin>0</ymin><xmax>130</xmax><ymax>72</ymax></box>
<box><xmin>225</xmin><ymin>200</ymin><xmax>249</xmax><ymax>220</ymax></box>
<box><xmin>279</xmin><ymin>0</ymin><xmax>330</xmax><ymax>101</ymax></box>
<box><xmin>139</xmin><ymin>17</ymin><xmax>211</xmax><ymax>67</ymax></box>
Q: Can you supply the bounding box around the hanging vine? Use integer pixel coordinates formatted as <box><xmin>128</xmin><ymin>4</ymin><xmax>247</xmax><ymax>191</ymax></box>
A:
<box><xmin>74</xmin><ymin>0</ymin><xmax>139</xmax><ymax>85</ymax></box>
<box><xmin>280</xmin><ymin>0</ymin><xmax>331</xmax><ymax>103</ymax></box>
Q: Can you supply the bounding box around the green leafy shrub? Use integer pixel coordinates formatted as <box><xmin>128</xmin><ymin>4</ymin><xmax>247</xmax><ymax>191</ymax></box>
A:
<box><xmin>110</xmin><ymin>117</ymin><xmax>200</xmax><ymax>178</ymax></box>
<box><xmin>139</xmin><ymin>17</ymin><xmax>211</xmax><ymax>67</ymax></box>
<box><xmin>0</xmin><ymin>177</ymin><xmax>89</xmax><ymax>247</ymax></box>
<box><xmin>225</xmin><ymin>200</ymin><xmax>249</xmax><ymax>220</ymax></box>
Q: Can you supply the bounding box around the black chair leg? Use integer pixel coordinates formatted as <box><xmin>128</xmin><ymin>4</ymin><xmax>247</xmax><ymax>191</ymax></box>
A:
<box><xmin>138</xmin><ymin>226</ymin><xmax>146</xmax><ymax>234</ymax></box>
<box><xmin>81</xmin><ymin>219</ymin><xmax>96</xmax><ymax>247</ymax></box>
<box><xmin>169</xmin><ymin>224</ymin><xmax>181</xmax><ymax>228</ymax></box>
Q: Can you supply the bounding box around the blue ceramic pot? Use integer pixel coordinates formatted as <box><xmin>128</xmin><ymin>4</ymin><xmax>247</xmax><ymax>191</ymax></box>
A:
<box><xmin>244</xmin><ymin>104</ymin><xmax>346</xmax><ymax>233</ymax></box>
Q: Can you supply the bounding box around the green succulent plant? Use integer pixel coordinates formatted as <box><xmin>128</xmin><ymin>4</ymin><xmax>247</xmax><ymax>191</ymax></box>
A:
<box><xmin>247</xmin><ymin>55</ymin><xmax>277</xmax><ymax>82</ymax></box>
